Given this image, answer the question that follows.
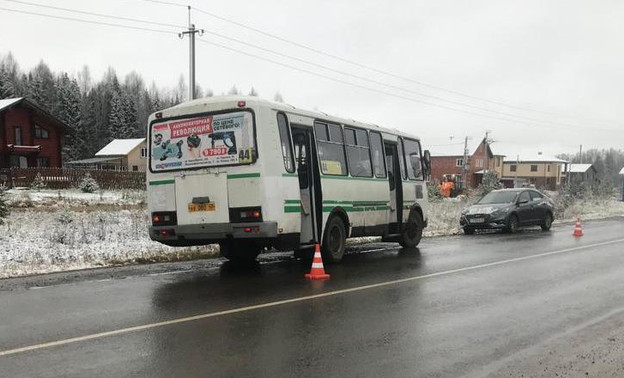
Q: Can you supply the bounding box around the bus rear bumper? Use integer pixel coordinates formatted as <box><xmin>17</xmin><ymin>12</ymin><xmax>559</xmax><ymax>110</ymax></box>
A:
<box><xmin>149</xmin><ymin>221</ymin><xmax>278</xmax><ymax>245</ymax></box>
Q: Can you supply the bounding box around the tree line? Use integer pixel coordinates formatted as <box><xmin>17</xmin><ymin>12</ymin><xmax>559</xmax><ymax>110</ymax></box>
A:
<box><xmin>0</xmin><ymin>52</ymin><xmax>283</xmax><ymax>162</ymax></box>
<box><xmin>558</xmin><ymin>149</ymin><xmax>624</xmax><ymax>193</ymax></box>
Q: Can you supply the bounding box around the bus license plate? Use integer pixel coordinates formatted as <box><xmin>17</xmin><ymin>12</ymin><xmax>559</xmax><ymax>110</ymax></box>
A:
<box><xmin>188</xmin><ymin>203</ymin><xmax>215</xmax><ymax>212</ymax></box>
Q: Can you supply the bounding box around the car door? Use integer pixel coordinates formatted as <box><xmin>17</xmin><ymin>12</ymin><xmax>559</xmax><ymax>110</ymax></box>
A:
<box><xmin>529</xmin><ymin>190</ymin><xmax>547</xmax><ymax>224</ymax></box>
<box><xmin>515</xmin><ymin>191</ymin><xmax>533</xmax><ymax>225</ymax></box>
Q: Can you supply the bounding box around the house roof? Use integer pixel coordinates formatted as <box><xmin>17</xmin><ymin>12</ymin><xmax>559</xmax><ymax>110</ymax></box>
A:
<box><xmin>503</xmin><ymin>155</ymin><xmax>568</xmax><ymax>164</ymax></box>
<box><xmin>619</xmin><ymin>167</ymin><xmax>624</xmax><ymax>175</ymax></box>
<box><xmin>96</xmin><ymin>138</ymin><xmax>145</xmax><ymax>156</ymax></box>
<box><xmin>0</xmin><ymin>97</ymin><xmax>73</xmax><ymax>134</ymax></box>
<box><xmin>0</xmin><ymin>98</ymin><xmax>22</xmax><ymax>111</ymax></box>
<box><xmin>66</xmin><ymin>156</ymin><xmax>124</xmax><ymax>165</ymax></box>
<box><xmin>563</xmin><ymin>164</ymin><xmax>593</xmax><ymax>173</ymax></box>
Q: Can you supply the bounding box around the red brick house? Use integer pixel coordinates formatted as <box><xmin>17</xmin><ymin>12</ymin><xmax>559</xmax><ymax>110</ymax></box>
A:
<box><xmin>0</xmin><ymin>97</ymin><xmax>72</xmax><ymax>168</ymax></box>
<box><xmin>429</xmin><ymin>138</ymin><xmax>505</xmax><ymax>191</ymax></box>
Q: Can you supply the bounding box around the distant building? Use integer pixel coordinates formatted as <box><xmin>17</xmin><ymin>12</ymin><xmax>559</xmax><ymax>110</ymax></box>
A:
<box><xmin>429</xmin><ymin>138</ymin><xmax>505</xmax><ymax>190</ymax></box>
<box><xmin>561</xmin><ymin>163</ymin><xmax>597</xmax><ymax>186</ymax></box>
<box><xmin>0</xmin><ymin>97</ymin><xmax>72</xmax><ymax>168</ymax></box>
<box><xmin>67</xmin><ymin>138</ymin><xmax>147</xmax><ymax>171</ymax></box>
<box><xmin>500</xmin><ymin>155</ymin><xmax>568</xmax><ymax>190</ymax></box>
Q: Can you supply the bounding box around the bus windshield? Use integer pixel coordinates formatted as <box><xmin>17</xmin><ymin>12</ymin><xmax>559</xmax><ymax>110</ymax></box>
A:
<box><xmin>149</xmin><ymin>110</ymin><xmax>256</xmax><ymax>172</ymax></box>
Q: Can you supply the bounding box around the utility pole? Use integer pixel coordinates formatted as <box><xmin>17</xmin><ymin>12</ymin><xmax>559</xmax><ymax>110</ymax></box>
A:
<box><xmin>461</xmin><ymin>136</ymin><xmax>469</xmax><ymax>191</ymax></box>
<box><xmin>179</xmin><ymin>6</ymin><xmax>204</xmax><ymax>101</ymax></box>
<box><xmin>483</xmin><ymin>131</ymin><xmax>490</xmax><ymax>175</ymax></box>
<box><xmin>579</xmin><ymin>144</ymin><xmax>583</xmax><ymax>164</ymax></box>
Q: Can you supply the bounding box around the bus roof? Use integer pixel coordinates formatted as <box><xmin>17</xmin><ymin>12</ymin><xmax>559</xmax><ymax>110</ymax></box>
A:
<box><xmin>163</xmin><ymin>96</ymin><xmax>421</xmax><ymax>141</ymax></box>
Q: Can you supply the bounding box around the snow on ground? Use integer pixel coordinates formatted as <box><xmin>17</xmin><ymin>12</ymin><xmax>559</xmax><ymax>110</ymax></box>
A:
<box><xmin>6</xmin><ymin>188</ymin><xmax>146</xmax><ymax>207</ymax></box>
<box><xmin>1</xmin><ymin>189</ymin><xmax>623</xmax><ymax>278</ymax></box>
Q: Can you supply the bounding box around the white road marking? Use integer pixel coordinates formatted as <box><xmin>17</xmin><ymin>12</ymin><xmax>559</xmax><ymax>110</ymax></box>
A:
<box><xmin>2</xmin><ymin>238</ymin><xmax>623</xmax><ymax>358</ymax></box>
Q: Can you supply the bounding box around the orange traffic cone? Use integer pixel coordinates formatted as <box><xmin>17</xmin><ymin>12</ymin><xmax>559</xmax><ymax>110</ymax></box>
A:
<box><xmin>573</xmin><ymin>218</ymin><xmax>584</xmax><ymax>237</ymax></box>
<box><xmin>305</xmin><ymin>243</ymin><xmax>330</xmax><ymax>280</ymax></box>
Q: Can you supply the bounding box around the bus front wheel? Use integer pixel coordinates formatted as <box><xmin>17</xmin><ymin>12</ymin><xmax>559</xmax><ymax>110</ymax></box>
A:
<box><xmin>219</xmin><ymin>241</ymin><xmax>262</xmax><ymax>263</ymax></box>
<box><xmin>399</xmin><ymin>211</ymin><xmax>423</xmax><ymax>248</ymax></box>
<box><xmin>322</xmin><ymin>215</ymin><xmax>346</xmax><ymax>264</ymax></box>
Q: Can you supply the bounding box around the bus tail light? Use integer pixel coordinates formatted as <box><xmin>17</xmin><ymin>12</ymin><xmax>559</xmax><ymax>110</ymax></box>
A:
<box><xmin>237</xmin><ymin>100</ymin><xmax>246</xmax><ymax>108</ymax></box>
<box><xmin>230</xmin><ymin>207</ymin><xmax>263</xmax><ymax>223</ymax></box>
<box><xmin>152</xmin><ymin>212</ymin><xmax>177</xmax><ymax>226</ymax></box>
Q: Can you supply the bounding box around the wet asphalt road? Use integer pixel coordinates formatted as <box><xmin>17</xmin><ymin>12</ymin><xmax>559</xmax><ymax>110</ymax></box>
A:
<box><xmin>1</xmin><ymin>219</ymin><xmax>624</xmax><ymax>377</ymax></box>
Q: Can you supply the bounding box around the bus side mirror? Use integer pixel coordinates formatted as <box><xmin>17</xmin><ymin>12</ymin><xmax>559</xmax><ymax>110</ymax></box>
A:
<box><xmin>410</xmin><ymin>154</ymin><xmax>422</xmax><ymax>178</ymax></box>
<box><xmin>423</xmin><ymin>150</ymin><xmax>432</xmax><ymax>178</ymax></box>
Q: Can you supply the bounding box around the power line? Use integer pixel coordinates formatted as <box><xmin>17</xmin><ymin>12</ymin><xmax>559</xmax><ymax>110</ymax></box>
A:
<box><xmin>136</xmin><ymin>0</ymin><xmax>187</xmax><ymax>8</ymax></box>
<box><xmin>0</xmin><ymin>6</ymin><xmax>177</xmax><ymax>34</ymax></box>
<box><xmin>197</xmin><ymin>29</ymin><xmax>620</xmax><ymax>133</ymax></box>
<box><xmin>196</xmin><ymin>38</ymin><xmax>604</xmax><ymax>132</ymax></box>
<box><xmin>0</xmin><ymin>0</ymin><xmax>185</xmax><ymax>29</ymax></box>
<box><xmin>187</xmin><ymin>5</ymin><xmax>620</xmax><ymax>127</ymax></box>
<box><xmin>131</xmin><ymin>0</ymin><xmax>620</xmax><ymax>128</ymax></box>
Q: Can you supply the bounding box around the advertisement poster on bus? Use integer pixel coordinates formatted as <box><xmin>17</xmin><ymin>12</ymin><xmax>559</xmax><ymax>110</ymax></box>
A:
<box><xmin>150</xmin><ymin>111</ymin><xmax>255</xmax><ymax>172</ymax></box>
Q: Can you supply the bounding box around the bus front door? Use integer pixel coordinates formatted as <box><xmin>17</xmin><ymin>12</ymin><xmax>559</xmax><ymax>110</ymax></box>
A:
<box><xmin>385</xmin><ymin>143</ymin><xmax>403</xmax><ymax>234</ymax></box>
<box><xmin>292</xmin><ymin>127</ymin><xmax>321</xmax><ymax>246</ymax></box>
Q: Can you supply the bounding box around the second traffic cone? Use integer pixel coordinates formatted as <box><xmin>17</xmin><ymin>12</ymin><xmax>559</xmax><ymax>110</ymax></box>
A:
<box><xmin>305</xmin><ymin>243</ymin><xmax>330</xmax><ymax>280</ymax></box>
<box><xmin>573</xmin><ymin>217</ymin><xmax>584</xmax><ymax>237</ymax></box>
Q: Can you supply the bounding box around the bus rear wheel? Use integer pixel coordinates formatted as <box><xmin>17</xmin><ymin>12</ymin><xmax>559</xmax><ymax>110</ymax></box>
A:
<box><xmin>322</xmin><ymin>215</ymin><xmax>346</xmax><ymax>264</ymax></box>
<box><xmin>400</xmin><ymin>211</ymin><xmax>423</xmax><ymax>248</ymax></box>
<box><xmin>219</xmin><ymin>241</ymin><xmax>262</xmax><ymax>264</ymax></box>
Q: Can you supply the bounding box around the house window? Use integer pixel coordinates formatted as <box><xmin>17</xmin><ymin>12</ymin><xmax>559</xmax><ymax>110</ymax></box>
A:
<box><xmin>14</xmin><ymin>127</ymin><xmax>22</xmax><ymax>145</ymax></box>
<box><xmin>132</xmin><ymin>165</ymin><xmax>139</xmax><ymax>171</ymax></box>
<box><xmin>547</xmin><ymin>165</ymin><xmax>551</xmax><ymax>172</ymax></box>
<box><xmin>140</xmin><ymin>147</ymin><xmax>148</xmax><ymax>159</ymax></box>
<box><xmin>510</xmin><ymin>164</ymin><xmax>517</xmax><ymax>172</ymax></box>
<box><xmin>34</xmin><ymin>125</ymin><xmax>49</xmax><ymax>139</ymax></box>
<box><xmin>10</xmin><ymin>156</ymin><xmax>28</xmax><ymax>168</ymax></box>
<box><xmin>36</xmin><ymin>157</ymin><xmax>49</xmax><ymax>167</ymax></box>
<box><xmin>530</xmin><ymin>165</ymin><xmax>538</xmax><ymax>172</ymax></box>
<box><xmin>496</xmin><ymin>157</ymin><xmax>501</xmax><ymax>167</ymax></box>
<box><xmin>455</xmin><ymin>158</ymin><xmax>464</xmax><ymax>167</ymax></box>
<box><xmin>475</xmin><ymin>159</ymin><xmax>483</xmax><ymax>168</ymax></box>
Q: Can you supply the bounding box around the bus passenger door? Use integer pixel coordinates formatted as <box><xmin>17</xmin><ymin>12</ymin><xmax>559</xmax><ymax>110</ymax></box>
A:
<box><xmin>291</xmin><ymin>127</ymin><xmax>320</xmax><ymax>245</ymax></box>
<box><xmin>384</xmin><ymin>143</ymin><xmax>403</xmax><ymax>234</ymax></box>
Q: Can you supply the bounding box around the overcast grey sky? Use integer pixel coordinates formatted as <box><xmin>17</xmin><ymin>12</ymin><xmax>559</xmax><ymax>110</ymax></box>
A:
<box><xmin>1</xmin><ymin>0</ymin><xmax>622</xmax><ymax>157</ymax></box>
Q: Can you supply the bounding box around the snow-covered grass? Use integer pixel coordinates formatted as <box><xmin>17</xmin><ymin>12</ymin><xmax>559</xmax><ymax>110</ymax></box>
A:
<box><xmin>1</xmin><ymin>189</ymin><xmax>623</xmax><ymax>278</ymax></box>
<box><xmin>6</xmin><ymin>188</ymin><xmax>146</xmax><ymax>208</ymax></box>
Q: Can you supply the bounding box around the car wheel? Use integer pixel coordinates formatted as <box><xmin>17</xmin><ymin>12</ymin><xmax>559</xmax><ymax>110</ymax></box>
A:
<box><xmin>322</xmin><ymin>215</ymin><xmax>346</xmax><ymax>263</ymax></box>
<box><xmin>463</xmin><ymin>227</ymin><xmax>475</xmax><ymax>235</ymax></box>
<box><xmin>541</xmin><ymin>212</ymin><xmax>553</xmax><ymax>231</ymax></box>
<box><xmin>505</xmin><ymin>214</ymin><xmax>519</xmax><ymax>234</ymax></box>
<box><xmin>399</xmin><ymin>211</ymin><xmax>424</xmax><ymax>248</ymax></box>
<box><xmin>219</xmin><ymin>241</ymin><xmax>262</xmax><ymax>264</ymax></box>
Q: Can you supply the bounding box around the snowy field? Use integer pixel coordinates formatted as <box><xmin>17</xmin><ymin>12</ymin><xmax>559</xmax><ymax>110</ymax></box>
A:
<box><xmin>1</xmin><ymin>189</ymin><xmax>623</xmax><ymax>278</ymax></box>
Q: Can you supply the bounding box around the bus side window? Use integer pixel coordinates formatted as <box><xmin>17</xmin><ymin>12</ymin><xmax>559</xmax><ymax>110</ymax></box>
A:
<box><xmin>277</xmin><ymin>113</ymin><xmax>295</xmax><ymax>173</ymax></box>
<box><xmin>345</xmin><ymin>127</ymin><xmax>372</xmax><ymax>177</ymax></box>
<box><xmin>369</xmin><ymin>131</ymin><xmax>386</xmax><ymax>178</ymax></box>
<box><xmin>397</xmin><ymin>138</ymin><xmax>407</xmax><ymax>180</ymax></box>
<box><xmin>315</xmin><ymin>122</ymin><xmax>347</xmax><ymax>176</ymax></box>
<box><xmin>403</xmin><ymin>139</ymin><xmax>423</xmax><ymax>180</ymax></box>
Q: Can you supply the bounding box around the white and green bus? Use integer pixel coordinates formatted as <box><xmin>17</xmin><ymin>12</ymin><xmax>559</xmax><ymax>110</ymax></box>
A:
<box><xmin>147</xmin><ymin>96</ymin><xmax>431</xmax><ymax>263</ymax></box>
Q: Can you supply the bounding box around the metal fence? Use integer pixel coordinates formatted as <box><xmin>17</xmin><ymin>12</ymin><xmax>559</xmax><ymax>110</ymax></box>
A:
<box><xmin>0</xmin><ymin>167</ymin><xmax>146</xmax><ymax>190</ymax></box>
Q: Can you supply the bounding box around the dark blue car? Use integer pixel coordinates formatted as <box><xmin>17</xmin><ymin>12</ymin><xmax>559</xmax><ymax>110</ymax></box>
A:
<box><xmin>460</xmin><ymin>188</ymin><xmax>555</xmax><ymax>234</ymax></box>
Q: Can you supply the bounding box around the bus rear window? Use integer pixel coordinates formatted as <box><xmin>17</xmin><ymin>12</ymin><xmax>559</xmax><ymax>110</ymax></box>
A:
<box><xmin>149</xmin><ymin>110</ymin><xmax>256</xmax><ymax>172</ymax></box>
